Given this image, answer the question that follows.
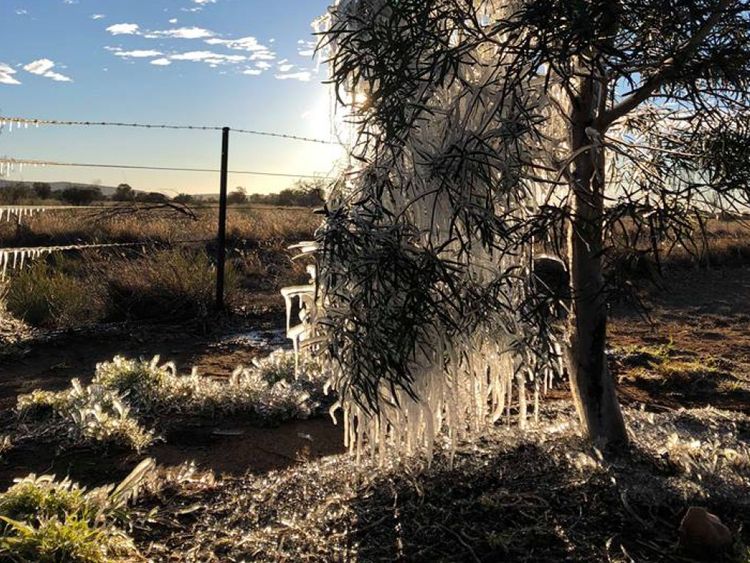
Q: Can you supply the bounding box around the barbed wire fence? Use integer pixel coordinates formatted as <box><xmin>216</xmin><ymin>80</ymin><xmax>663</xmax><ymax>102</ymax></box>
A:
<box><xmin>0</xmin><ymin>115</ymin><xmax>341</xmax><ymax>310</ymax></box>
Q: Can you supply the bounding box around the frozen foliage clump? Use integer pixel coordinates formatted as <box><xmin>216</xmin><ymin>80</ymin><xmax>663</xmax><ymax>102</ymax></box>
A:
<box><xmin>625</xmin><ymin>407</ymin><xmax>750</xmax><ymax>499</ymax></box>
<box><xmin>92</xmin><ymin>352</ymin><xmax>330</xmax><ymax>421</ymax></box>
<box><xmin>17</xmin><ymin>380</ymin><xmax>154</xmax><ymax>452</ymax></box>
<box><xmin>291</xmin><ymin>0</ymin><xmax>566</xmax><ymax>463</ymax></box>
<box><xmin>13</xmin><ymin>350</ymin><xmax>331</xmax><ymax>452</ymax></box>
<box><xmin>0</xmin><ymin>459</ymin><xmax>154</xmax><ymax>562</ymax></box>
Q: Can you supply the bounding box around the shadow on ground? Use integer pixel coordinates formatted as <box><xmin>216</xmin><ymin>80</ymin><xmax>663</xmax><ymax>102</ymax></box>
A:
<box><xmin>0</xmin><ymin>416</ymin><xmax>345</xmax><ymax>490</ymax></box>
<box><xmin>132</xmin><ymin>407</ymin><xmax>750</xmax><ymax>562</ymax></box>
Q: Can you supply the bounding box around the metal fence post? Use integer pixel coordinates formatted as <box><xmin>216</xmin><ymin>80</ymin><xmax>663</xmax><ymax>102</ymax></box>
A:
<box><xmin>216</xmin><ymin>127</ymin><xmax>230</xmax><ymax>311</ymax></box>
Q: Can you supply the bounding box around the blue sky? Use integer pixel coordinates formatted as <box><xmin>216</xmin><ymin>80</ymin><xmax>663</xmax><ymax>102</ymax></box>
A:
<box><xmin>0</xmin><ymin>0</ymin><xmax>344</xmax><ymax>195</ymax></box>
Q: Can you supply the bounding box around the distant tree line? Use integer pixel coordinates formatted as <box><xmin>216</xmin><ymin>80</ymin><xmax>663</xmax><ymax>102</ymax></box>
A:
<box><xmin>0</xmin><ymin>178</ymin><xmax>326</xmax><ymax>208</ymax></box>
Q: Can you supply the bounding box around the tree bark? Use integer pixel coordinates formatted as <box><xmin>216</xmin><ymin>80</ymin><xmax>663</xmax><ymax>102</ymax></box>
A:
<box><xmin>565</xmin><ymin>74</ymin><xmax>628</xmax><ymax>448</ymax></box>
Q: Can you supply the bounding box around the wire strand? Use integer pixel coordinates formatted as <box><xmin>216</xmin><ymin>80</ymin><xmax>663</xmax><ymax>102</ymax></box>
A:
<box><xmin>0</xmin><ymin>116</ymin><xmax>338</xmax><ymax>145</ymax></box>
<box><xmin>0</xmin><ymin>157</ymin><xmax>334</xmax><ymax>180</ymax></box>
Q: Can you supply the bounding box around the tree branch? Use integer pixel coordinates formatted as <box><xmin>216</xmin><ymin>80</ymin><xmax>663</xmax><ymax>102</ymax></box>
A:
<box><xmin>598</xmin><ymin>0</ymin><xmax>736</xmax><ymax>129</ymax></box>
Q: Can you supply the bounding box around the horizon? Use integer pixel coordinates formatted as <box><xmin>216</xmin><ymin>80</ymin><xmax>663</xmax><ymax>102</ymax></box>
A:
<box><xmin>0</xmin><ymin>0</ymin><xmax>345</xmax><ymax>196</ymax></box>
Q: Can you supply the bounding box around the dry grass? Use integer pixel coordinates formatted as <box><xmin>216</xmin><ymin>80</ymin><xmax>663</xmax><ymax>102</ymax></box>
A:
<box><xmin>130</xmin><ymin>403</ymin><xmax>750</xmax><ymax>562</ymax></box>
<box><xmin>0</xmin><ymin>207</ymin><xmax>321</xmax><ymax>248</ymax></box>
<box><xmin>0</xmin><ymin>207</ymin><xmax>321</xmax><ymax>330</ymax></box>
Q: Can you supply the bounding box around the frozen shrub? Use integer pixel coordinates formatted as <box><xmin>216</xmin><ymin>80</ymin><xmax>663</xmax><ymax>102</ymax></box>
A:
<box><xmin>0</xmin><ymin>460</ymin><xmax>153</xmax><ymax>562</ymax></box>
<box><xmin>17</xmin><ymin>380</ymin><xmax>155</xmax><ymax>453</ymax></box>
<box><xmin>91</xmin><ymin>351</ymin><xmax>330</xmax><ymax>421</ymax></box>
<box><xmin>92</xmin><ymin>356</ymin><xmax>171</xmax><ymax>412</ymax></box>
<box><xmin>13</xmin><ymin>350</ymin><xmax>330</xmax><ymax>453</ymax></box>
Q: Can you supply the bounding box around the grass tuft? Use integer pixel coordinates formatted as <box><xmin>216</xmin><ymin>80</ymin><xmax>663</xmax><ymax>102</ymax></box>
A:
<box><xmin>14</xmin><ymin>350</ymin><xmax>330</xmax><ymax>452</ymax></box>
<box><xmin>5</xmin><ymin>260</ymin><xmax>105</xmax><ymax>329</ymax></box>
<box><xmin>0</xmin><ymin>461</ymin><xmax>153</xmax><ymax>562</ymax></box>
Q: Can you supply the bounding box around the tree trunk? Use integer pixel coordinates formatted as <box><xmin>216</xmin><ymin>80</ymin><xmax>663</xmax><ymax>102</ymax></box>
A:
<box><xmin>565</xmin><ymin>75</ymin><xmax>628</xmax><ymax>448</ymax></box>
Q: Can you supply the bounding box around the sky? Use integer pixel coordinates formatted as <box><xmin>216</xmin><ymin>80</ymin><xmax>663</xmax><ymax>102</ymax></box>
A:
<box><xmin>0</xmin><ymin>0</ymin><xmax>345</xmax><ymax>195</ymax></box>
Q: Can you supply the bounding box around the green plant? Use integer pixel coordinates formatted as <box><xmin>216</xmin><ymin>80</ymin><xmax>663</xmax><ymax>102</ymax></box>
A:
<box><xmin>5</xmin><ymin>260</ymin><xmax>105</xmax><ymax>329</ymax></box>
<box><xmin>0</xmin><ymin>515</ymin><xmax>120</xmax><ymax>563</ymax></box>
<box><xmin>0</xmin><ymin>460</ymin><xmax>154</xmax><ymax>562</ymax></box>
<box><xmin>103</xmin><ymin>248</ymin><xmax>239</xmax><ymax>321</ymax></box>
<box><xmin>17</xmin><ymin>381</ymin><xmax>155</xmax><ymax>453</ymax></box>
<box><xmin>92</xmin><ymin>351</ymin><xmax>328</xmax><ymax>420</ymax></box>
<box><xmin>92</xmin><ymin>356</ymin><xmax>170</xmax><ymax>412</ymax></box>
<box><xmin>14</xmin><ymin>351</ymin><xmax>329</xmax><ymax>453</ymax></box>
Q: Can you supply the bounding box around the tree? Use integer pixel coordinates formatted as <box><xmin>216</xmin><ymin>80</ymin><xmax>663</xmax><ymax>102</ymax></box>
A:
<box><xmin>0</xmin><ymin>182</ymin><xmax>33</xmax><ymax>204</ymax></box>
<box><xmin>173</xmin><ymin>193</ymin><xmax>194</xmax><ymax>204</ymax></box>
<box><xmin>136</xmin><ymin>191</ymin><xmax>169</xmax><ymax>204</ymax></box>
<box><xmin>32</xmin><ymin>182</ymin><xmax>52</xmax><ymax>200</ymax></box>
<box><xmin>61</xmin><ymin>186</ymin><xmax>102</xmax><ymax>206</ymax></box>
<box><xmin>113</xmin><ymin>184</ymin><xmax>136</xmax><ymax>202</ymax></box>
<box><xmin>227</xmin><ymin>187</ymin><xmax>248</xmax><ymax>205</ymax></box>
<box><xmin>316</xmin><ymin>0</ymin><xmax>750</xmax><ymax>450</ymax></box>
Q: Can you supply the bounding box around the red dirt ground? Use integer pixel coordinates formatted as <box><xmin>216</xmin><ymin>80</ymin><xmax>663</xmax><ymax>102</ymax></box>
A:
<box><xmin>1</xmin><ymin>267</ymin><xmax>749</xmax><ymax>489</ymax></box>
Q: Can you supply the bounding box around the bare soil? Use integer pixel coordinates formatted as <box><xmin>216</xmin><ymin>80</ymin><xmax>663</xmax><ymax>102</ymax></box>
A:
<box><xmin>610</xmin><ymin>266</ymin><xmax>750</xmax><ymax>413</ymax></box>
<box><xmin>0</xmin><ymin>306</ymin><xmax>345</xmax><ymax>489</ymax></box>
<box><xmin>0</xmin><ymin>267</ymin><xmax>749</xmax><ymax>495</ymax></box>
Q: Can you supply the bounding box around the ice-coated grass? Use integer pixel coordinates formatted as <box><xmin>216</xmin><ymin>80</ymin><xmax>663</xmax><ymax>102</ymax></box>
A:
<box><xmin>0</xmin><ymin>459</ymin><xmax>154</xmax><ymax>562</ymax></box>
<box><xmin>14</xmin><ymin>350</ymin><xmax>330</xmax><ymax>453</ymax></box>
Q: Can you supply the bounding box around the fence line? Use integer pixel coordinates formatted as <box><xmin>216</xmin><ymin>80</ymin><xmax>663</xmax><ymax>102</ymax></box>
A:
<box><xmin>0</xmin><ymin>116</ymin><xmax>337</xmax><ymax>145</ymax></box>
<box><xmin>0</xmin><ymin>238</ymin><xmax>224</xmax><ymax>280</ymax></box>
<box><xmin>0</xmin><ymin>157</ymin><xmax>335</xmax><ymax>180</ymax></box>
<box><xmin>0</xmin><ymin>242</ymin><xmax>147</xmax><ymax>279</ymax></box>
<box><xmin>0</xmin><ymin>114</ymin><xmax>340</xmax><ymax>309</ymax></box>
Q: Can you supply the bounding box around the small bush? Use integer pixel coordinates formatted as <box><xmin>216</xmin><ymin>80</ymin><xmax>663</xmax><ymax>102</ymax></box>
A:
<box><xmin>17</xmin><ymin>381</ymin><xmax>155</xmax><ymax>453</ymax></box>
<box><xmin>0</xmin><ymin>461</ymin><xmax>153</xmax><ymax>562</ymax></box>
<box><xmin>92</xmin><ymin>357</ymin><xmax>169</xmax><ymax>412</ymax></box>
<box><xmin>92</xmin><ymin>351</ymin><xmax>329</xmax><ymax>420</ymax></box>
<box><xmin>15</xmin><ymin>350</ymin><xmax>330</xmax><ymax>452</ymax></box>
<box><xmin>0</xmin><ymin>477</ymin><xmax>95</xmax><ymax>525</ymax></box>
<box><xmin>103</xmin><ymin>248</ymin><xmax>239</xmax><ymax>321</ymax></box>
<box><xmin>5</xmin><ymin>260</ymin><xmax>105</xmax><ymax>329</ymax></box>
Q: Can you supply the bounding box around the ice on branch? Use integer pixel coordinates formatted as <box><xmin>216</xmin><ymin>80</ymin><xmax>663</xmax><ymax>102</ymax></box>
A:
<box><xmin>281</xmin><ymin>0</ymin><xmax>569</xmax><ymax>464</ymax></box>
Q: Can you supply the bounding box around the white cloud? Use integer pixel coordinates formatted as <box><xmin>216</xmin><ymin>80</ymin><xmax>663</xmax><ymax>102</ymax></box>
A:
<box><xmin>106</xmin><ymin>23</ymin><xmax>140</xmax><ymax>35</ymax></box>
<box><xmin>23</xmin><ymin>59</ymin><xmax>72</xmax><ymax>82</ymax></box>
<box><xmin>0</xmin><ymin>63</ymin><xmax>21</xmax><ymax>85</ymax></box>
<box><xmin>145</xmin><ymin>26</ymin><xmax>214</xmax><ymax>39</ymax></box>
<box><xmin>24</xmin><ymin>59</ymin><xmax>56</xmax><ymax>75</ymax></box>
<box><xmin>275</xmin><ymin>71</ymin><xmax>312</xmax><ymax>82</ymax></box>
<box><xmin>170</xmin><ymin>51</ymin><xmax>246</xmax><ymax>65</ymax></box>
<box><xmin>205</xmin><ymin>36</ymin><xmax>266</xmax><ymax>52</ymax></box>
<box><xmin>15</xmin><ymin>9</ymin><xmax>28</xmax><ymax>15</ymax></box>
<box><xmin>194</xmin><ymin>0</ymin><xmax>216</xmax><ymax>3</ymax></box>
<box><xmin>43</xmin><ymin>71</ymin><xmax>73</xmax><ymax>82</ymax></box>
<box><xmin>242</xmin><ymin>68</ymin><xmax>262</xmax><ymax>76</ymax></box>
<box><xmin>298</xmin><ymin>40</ymin><xmax>317</xmax><ymax>58</ymax></box>
<box><xmin>114</xmin><ymin>50</ymin><xmax>163</xmax><ymax>58</ymax></box>
<box><xmin>151</xmin><ymin>58</ymin><xmax>172</xmax><ymax>66</ymax></box>
<box><xmin>91</xmin><ymin>14</ymin><xmax>105</xmax><ymax>20</ymax></box>
<box><xmin>204</xmin><ymin>36</ymin><xmax>275</xmax><ymax>63</ymax></box>
<box><xmin>255</xmin><ymin>61</ymin><xmax>272</xmax><ymax>70</ymax></box>
<box><xmin>169</xmin><ymin>18</ymin><xmax>178</xmax><ymax>24</ymax></box>
<box><xmin>249</xmin><ymin>52</ymin><xmax>275</xmax><ymax>61</ymax></box>
<box><xmin>278</xmin><ymin>63</ymin><xmax>294</xmax><ymax>72</ymax></box>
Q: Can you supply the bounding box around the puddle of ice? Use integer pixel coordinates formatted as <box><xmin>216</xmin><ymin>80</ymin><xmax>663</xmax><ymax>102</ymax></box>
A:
<box><xmin>219</xmin><ymin>329</ymin><xmax>289</xmax><ymax>349</ymax></box>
